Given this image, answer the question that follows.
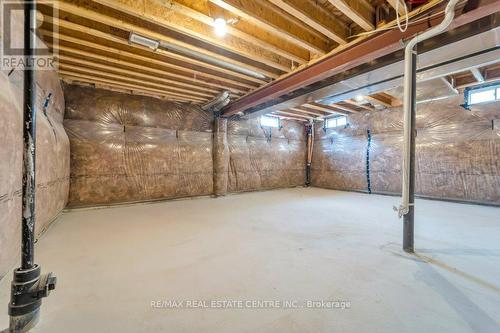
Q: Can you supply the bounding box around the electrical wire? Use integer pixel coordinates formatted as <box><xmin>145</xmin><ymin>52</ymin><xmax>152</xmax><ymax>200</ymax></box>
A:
<box><xmin>348</xmin><ymin>0</ymin><xmax>445</xmax><ymax>39</ymax></box>
<box><xmin>396</xmin><ymin>0</ymin><xmax>409</xmax><ymax>32</ymax></box>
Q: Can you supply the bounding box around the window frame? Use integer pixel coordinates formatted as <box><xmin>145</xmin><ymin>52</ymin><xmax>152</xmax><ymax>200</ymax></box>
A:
<box><xmin>325</xmin><ymin>115</ymin><xmax>348</xmax><ymax>129</ymax></box>
<box><xmin>464</xmin><ymin>82</ymin><xmax>500</xmax><ymax>109</ymax></box>
<box><xmin>260</xmin><ymin>115</ymin><xmax>280</xmax><ymax>128</ymax></box>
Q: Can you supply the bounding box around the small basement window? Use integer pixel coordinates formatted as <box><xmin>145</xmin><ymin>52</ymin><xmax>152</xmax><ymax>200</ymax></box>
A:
<box><xmin>260</xmin><ymin>115</ymin><xmax>280</xmax><ymax>128</ymax></box>
<box><xmin>466</xmin><ymin>83</ymin><xmax>500</xmax><ymax>106</ymax></box>
<box><xmin>325</xmin><ymin>116</ymin><xmax>347</xmax><ymax>129</ymax></box>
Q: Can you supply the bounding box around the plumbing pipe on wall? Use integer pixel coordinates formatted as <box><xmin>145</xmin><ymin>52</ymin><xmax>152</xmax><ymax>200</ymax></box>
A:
<box><xmin>396</xmin><ymin>0</ymin><xmax>460</xmax><ymax>252</ymax></box>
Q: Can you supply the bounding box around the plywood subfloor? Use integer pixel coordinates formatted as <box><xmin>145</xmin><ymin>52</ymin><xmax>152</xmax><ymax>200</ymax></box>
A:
<box><xmin>0</xmin><ymin>188</ymin><xmax>499</xmax><ymax>332</ymax></box>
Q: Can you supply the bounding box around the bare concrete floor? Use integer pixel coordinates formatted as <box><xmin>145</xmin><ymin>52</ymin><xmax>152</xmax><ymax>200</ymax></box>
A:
<box><xmin>1</xmin><ymin>188</ymin><xmax>499</xmax><ymax>332</ymax></box>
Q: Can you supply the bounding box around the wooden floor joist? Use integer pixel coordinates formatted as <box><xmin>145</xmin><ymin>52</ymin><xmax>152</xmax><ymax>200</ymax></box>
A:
<box><xmin>158</xmin><ymin>0</ymin><xmax>308</xmax><ymax>66</ymax></box>
<box><xmin>327</xmin><ymin>0</ymin><xmax>375</xmax><ymax>31</ymax></box>
<box><xmin>58</xmin><ymin>62</ymin><xmax>215</xmax><ymax>100</ymax></box>
<box><xmin>40</xmin><ymin>30</ymin><xmax>256</xmax><ymax>93</ymax></box>
<box><xmin>267</xmin><ymin>0</ymin><xmax>348</xmax><ymax>45</ymax></box>
<box><xmin>50</xmin><ymin>1</ymin><xmax>280</xmax><ymax>80</ymax></box>
<box><xmin>84</xmin><ymin>0</ymin><xmax>290</xmax><ymax>75</ymax></box>
<box><xmin>59</xmin><ymin>71</ymin><xmax>208</xmax><ymax>103</ymax></box>
<box><xmin>209</xmin><ymin>0</ymin><xmax>330</xmax><ymax>56</ymax></box>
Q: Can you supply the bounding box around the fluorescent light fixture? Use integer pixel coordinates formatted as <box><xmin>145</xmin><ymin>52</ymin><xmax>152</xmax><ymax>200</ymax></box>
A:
<box><xmin>214</xmin><ymin>18</ymin><xmax>227</xmax><ymax>37</ymax></box>
<box><xmin>129</xmin><ymin>32</ymin><xmax>159</xmax><ymax>50</ymax></box>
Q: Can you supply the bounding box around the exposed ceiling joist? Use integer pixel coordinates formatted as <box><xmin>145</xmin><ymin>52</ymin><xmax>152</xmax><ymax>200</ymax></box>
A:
<box><xmin>271</xmin><ymin>113</ymin><xmax>308</xmax><ymax>122</ymax></box>
<box><xmin>57</xmin><ymin>54</ymin><xmax>223</xmax><ymax>96</ymax></box>
<box><xmin>87</xmin><ymin>0</ymin><xmax>291</xmax><ymax>74</ymax></box>
<box><xmin>365</xmin><ymin>93</ymin><xmax>401</xmax><ymax>107</ymax></box>
<box><xmin>289</xmin><ymin>107</ymin><xmax>325</xmax><ymax>117</ymax></box>
<box><xmin>327</xmin><ymin>0</ymin><xmax>375</xmax><ymax>31</ymax></box>
<box><xmin>275</xmin><ymin>110</ymin><xmax>314</xmax><ymax>119</ymax></box>
<box><xmin>209</xmin><ymin>0</ymin><xmax>330</xmax><ymax>56</ymax></box>
<box><xmin>470</xmin><ymin>68</ymin><xmax>485</xmax><ymax>82</ymax></box>
<box><xmin>50</xmin><ymin>42</ymin><xmax>247</xmax><ymax>96</ymax></box>
<box><xmin>57</xmin><ymin>60</ymin><xmax>216</xmax><ymax>100</ymax></box>
<box><xmin>344</xmin><ymin>99</ymin><xmax>375</xmax><ymax>111</ymax></box>
<box><xmin>52</xmin><ymin>1</ymin><xmax>279</xmax><ymax>81</ymax></box>
<box><xmin>60</xmin><ymin>72</ymin><xmax>205</xmax><ymax>103</ymax></box>
<box><xmin>302</xmin><ymin>102</ymin><xmax>349</xmax><ymax>115</ymax></box>
<box><xmin>164</xmin><ymin>0</ymin><xmax>308</xmax><ymax>65</ymax></box>
<box><xmin>267</xmin><ymin>0</ymin><xmax>348</xmax><ymax>45</ymax></box>
<box><xmin>40</xmin><ymin>28</ymin><xmax>256</xmax><ymax>93</ymax></box>
<box><xmin>330</xmin><ymin>103</ymin><xmax>359</xmax><ymax>113</ymax></box>
<box><xmin>386</xmin><ymin>0</ymin><xmax>406</xmax><ymax>16</ymax></box>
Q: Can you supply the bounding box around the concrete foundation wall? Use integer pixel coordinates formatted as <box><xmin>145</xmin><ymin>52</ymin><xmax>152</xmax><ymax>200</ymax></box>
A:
<box><xmin>312</xmin><ymin>96</ymin><xmax>500</xmax><ymax>204</ymax></box>
<box><xmin>0</xmin><ymin>64</ymin><xmax>69</xmax><ymax>280</ymax></box>
<box><xmin>63</xmin><ymin>85</ymin><xmax>307</xmax><ymax>207</ymax></box>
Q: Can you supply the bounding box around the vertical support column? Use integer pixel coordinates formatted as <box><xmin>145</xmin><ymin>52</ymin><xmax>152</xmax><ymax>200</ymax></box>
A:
<box><xmin>403</xmin><ymin>53</ymin><xmax>417</xmax><ymax>253</ymax></box>
<box><xmin>305</xmin><ymin>122</ymin><xmax>313</xmax><ymax>186</ymax></box>
<box><xmin>6</xmin><ymin>3</ymin><xmax>57</xmax><ymax>332</ymax></box>
<box><xmin>213</xmin><ymin>117</ymin><xmax>229</xmax><ymax>196</ymax></box>
<box><xmin>21</xmin><ymin>0</ymin><xmax>37</xmax><ymax>271</ymax></box>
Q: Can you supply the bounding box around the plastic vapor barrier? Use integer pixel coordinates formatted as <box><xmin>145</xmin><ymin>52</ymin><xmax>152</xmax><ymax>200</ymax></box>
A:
<box><xmin>226</xmin><ymin>117</ymin><xmax>306</xmax><ymax>192</ymax></box>
<box><xmin>0</xmin><ymin>66</ymin><xmax>69</xmax><ymax>279</ymax></box>
<box><xmin>312</xmin><ymin>96</ymin><xmax>500</xmax><ymax>204</ymax></box>
<box><xmin>63</xmin><ymin>85</ymin><xmax>307</xmax><ymax>206</ymax></box>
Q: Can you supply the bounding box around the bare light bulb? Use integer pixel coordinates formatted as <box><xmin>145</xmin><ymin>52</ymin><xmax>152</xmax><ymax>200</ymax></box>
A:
<box><xmin>354</xmin><ymin>94</ymin><xmax>365</xmax><ymax>102</ymax></box>
<box><xmin>214</xmin><ymin>18</ymin><xmax>227</xmax><ymax>37</ymax></box>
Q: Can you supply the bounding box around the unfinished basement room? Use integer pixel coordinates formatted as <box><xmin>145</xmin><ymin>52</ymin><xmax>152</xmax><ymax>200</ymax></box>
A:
<box><xmin>0</xmin><ymin>0</ymin><xmax>499</xmax><ymax>332</ymax></box>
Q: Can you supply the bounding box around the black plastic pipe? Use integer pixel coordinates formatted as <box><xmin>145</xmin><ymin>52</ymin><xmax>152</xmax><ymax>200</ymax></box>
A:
<box><xmin>403</xmin><ymin>53</ymin><xmax>417</xmax><ymax>253</ymax></box>
<box><xmin>21</xmin><ymin>0</ymin><xmax>37</xmax><ymax>270</ymax></box>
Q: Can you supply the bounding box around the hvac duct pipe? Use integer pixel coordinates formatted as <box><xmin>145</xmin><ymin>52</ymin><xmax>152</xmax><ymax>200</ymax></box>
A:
<box><xmin>202</xmin><ymin>90</ymin><xmax>231</xmax><ymax>113</ymax></box>
<box><xmin>5</xmin><ymin>2</ymin><xmax>57</xmax><ymax>332</ymax></box>
<box><xmin>396</xmin><ymin>0</ymin><xmax>460</xmax><ymax>252</ymax></box>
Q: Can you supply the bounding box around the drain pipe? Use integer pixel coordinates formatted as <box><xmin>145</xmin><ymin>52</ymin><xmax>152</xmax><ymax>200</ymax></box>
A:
<box><xmin>396</xmin><ymin>0</ymin><xmax>460</xmax><ymax>252</ymax></box>
<box><xmin>305</xmin><ymin>120</ymin><xmax>314</xmax><ymax>186</ymax></box>
<box><xmin>5</xmin><ymin>2</ymin><xmax>57</xmax><ymax>332</ymax></box>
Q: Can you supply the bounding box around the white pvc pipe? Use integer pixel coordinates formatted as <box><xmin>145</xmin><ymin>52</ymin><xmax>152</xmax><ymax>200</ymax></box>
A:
<box><xmin>397</xmin><ymin>0</ymin><xmax>460</xmax><ymax>217</ymax></box>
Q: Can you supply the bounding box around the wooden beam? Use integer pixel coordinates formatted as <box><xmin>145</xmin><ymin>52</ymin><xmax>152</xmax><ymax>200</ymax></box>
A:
<box><xmin>271</xmin><ymin>113</ymin><xmax>308</xmax><ymax>122</ymax></box>
<box><xmin>327</xmin><ymin>0</ymin><xmax>375</xmax><ymax>31</ymax></box>
<box><xmin>50</xmin><ymin>43</ymin><xmax>244</xmax><ymax>96</ymax></box>
<box><xmin>267</xmin><ymin>0</ymin><xmax>348</xmax><ymax>45</ymax></box>
<box><xmin>50</xmin><ymin>1</ymin><xmax>279</xmax><ymax>79</ymax></box>
<box><xmin>86</xmin><ymin>0</ymin><xmax>291</xmax><ymax>74</ymax></box>
<box><xmin>331</xmin><ymin>103</ymin><xmax>359</xmax><ymax>113</ymax></box>
<box><xmin>344</xmin><ymin>99</ymin><xmax>375</xmax><ymax>111</ymax></box>
<box><xmin>289</xmin><ymin>107</ymin><xmax>325</xmax><ymax>117</ymax></box>
<box><xmin>275</xmin><ymin>110</ymin><xmax>314</xmax><ymax>119</ymax></box>
<box><xmin>365</xmin><ymin>93</ymin><xmax>401</xmax><ymax>107</ymax></box>
<box><xmin>59</xmin><ymin>67</ymin><xmax>207</xmax><ymax>102</ymax></box>
<box><xmin>471</xmin><ymin>68</ymin><xmax>485</xmax><ymax>82</ymax></box>
<box><xmin>41</xmin><ymin>15</ymin><xmax>265</xmax><ymax>87</ymax></box>
<box><xmin>57</xmin><ymin>60</ymin><xmax>215</xmax><ymax>99</ymax></box>
<box><xmin>59</xmin><ymin>71</ymin><xmax>206</xmax><ymax>102</ymax></box>
<box><xmin>62</xmin><ymin>78</ymin><xmax>189</xmax><ymax>101</ymax></box>
<box><xmin>57</xmin><ymin>54</ymin><xmax>222</xmax><ymax>96</ymax></box>
<box><xmin>387</xmin><ymin>0</ymin><xmax>407</xmax><ymax>16</ymax></box>
<box><xmin>302</xmin><ymin>102</ymin><xmax>349</xmax><ymax>115</ymax></box>
<box><xmin>209</xmin><ymin>0</ymin><xmax>330</xmax><ymax>55</ymax></box>
<box><xmin>166</xmin><ymin>0</ymin><xmax>308</xmax><ymax>65</ymax></box>
<box><xmin>40</xmin><ymin>28</ymin><xmax>255</xmax><ymax>93</ymax></box>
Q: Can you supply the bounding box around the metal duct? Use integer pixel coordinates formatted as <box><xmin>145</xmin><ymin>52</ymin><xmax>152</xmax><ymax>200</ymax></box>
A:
<box><xmin>202</xmin><ymin>90</ymin><xmax>231</xmax><ymax>112</ymax></box>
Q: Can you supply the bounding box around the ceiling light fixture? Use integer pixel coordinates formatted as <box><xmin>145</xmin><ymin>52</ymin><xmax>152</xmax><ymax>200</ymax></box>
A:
<box><xmin>129</xmin><ymin>32</ymin><xmax>159</xmax><ymax>50</ymax></box>
<box><xmin>354</xmin><ymin>94</ymin><xmax>365</xmax><ymax>102</ymax></box>
<box><xmin>213</xmin><ymin>18</ymin><xmax>227</xmax><ymax>37</ymax></box>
